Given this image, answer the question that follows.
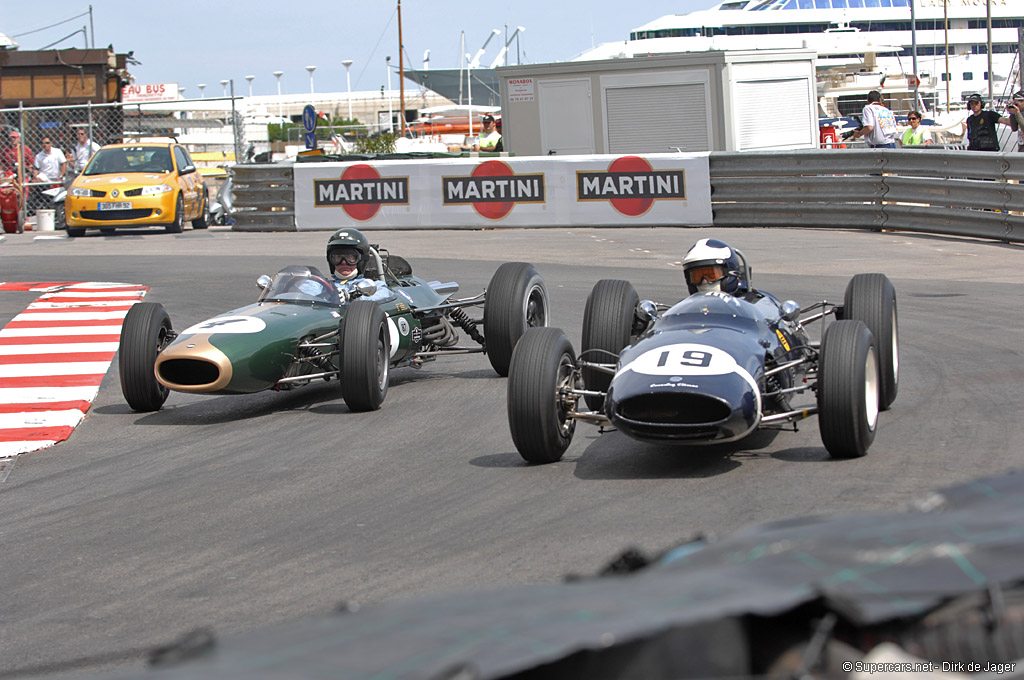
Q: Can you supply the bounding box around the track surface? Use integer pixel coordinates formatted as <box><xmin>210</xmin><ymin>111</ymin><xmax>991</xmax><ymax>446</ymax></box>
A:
<box><xmin>1</xmin><ymin>227</ymin><xmax>1021</xmax><ymax>678</ymax></box>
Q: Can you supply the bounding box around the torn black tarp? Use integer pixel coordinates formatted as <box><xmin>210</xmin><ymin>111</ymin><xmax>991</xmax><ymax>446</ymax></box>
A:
<box><xmin>90</xmin><ymin>469</ymin><xmax>1024</xmax><ymax>680</ymax></box>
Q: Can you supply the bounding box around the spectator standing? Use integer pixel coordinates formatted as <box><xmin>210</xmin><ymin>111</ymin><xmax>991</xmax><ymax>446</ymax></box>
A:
<box><xmin>2</xmin><ymin>130</ymin><xmax>36</xmax><ymax>181</ymax></box>
<box><xmin>964</xmin><ymin>94</ymin><xmax>1010</xmax><ymax>151</ymax></box>
<box><xmin>899</xmin><ymin>111</ymin><xmax>932</xmax><ymax>146</ymax></box>
<box><xmin>853</xmin><ymin>90</ymin><xmax>899</xmax><ymax>148</ymax></box>
<box><xmin>73</xmin><ymin>129</ymin><xmax>101</xmax><ymax>172</ymax></box>
<box><xmin>34</xmin><ymin>137</ymin><xmax>67</xmax><ymax>182</ymax></box>
<box><xmin>473</xmin><ymin>115</ymin><xmax>502</xmax><ymax>152</ymax></box>
<box><xmin>1006</xmin><ymin>90</ymin><xmax>1024</xmax><ymax>152</ymax></box>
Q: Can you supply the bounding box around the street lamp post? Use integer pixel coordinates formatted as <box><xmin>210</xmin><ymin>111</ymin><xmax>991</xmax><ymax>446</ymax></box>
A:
<box><xmin>273</xmin><ymin>71</ymin><xmax>283</xmax><ymax>121</ymax></box>
<box><xmin>245</xmin><ymin>75</ymin><xmax>255</xmax><ymax>97</ymax></box>
<box><xmin>342</xmin><ymin>59</ymin><xmax>353</xmax><ymax>122</ymax></box>
<box><xmin>306</xmin><ymin>65</ymin><xmax>317</xmax><ymax>94</ymax></box>
<box><xmin>198</xmin><ymin>83</ymin><xmax>206</xmax><ymax>98</ymax></box>
<box><xmin>386</xmin><ymin>56</ymin><xmax>393</xmax><ymax>133</ymax></box>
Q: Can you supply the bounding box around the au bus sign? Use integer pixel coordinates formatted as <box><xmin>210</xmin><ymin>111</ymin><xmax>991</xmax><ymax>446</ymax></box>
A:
<box><xmin>122</xmin><ymin>83</ymin><xmax>179</xmax><ymax>103</ymax></box>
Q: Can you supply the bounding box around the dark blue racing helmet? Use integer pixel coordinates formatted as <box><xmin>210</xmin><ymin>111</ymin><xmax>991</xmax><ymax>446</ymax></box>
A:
<box><xmin>681</xmin><ymin>238</ymin><xmax>750</xmax><ymax>295</ymax></box>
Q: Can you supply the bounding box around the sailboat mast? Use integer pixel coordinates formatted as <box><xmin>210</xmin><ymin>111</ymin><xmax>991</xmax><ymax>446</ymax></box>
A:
<box><xmin>399</xmin><ymin>0</ymin><xmax>406</xmax><ymax>136</ymax></box>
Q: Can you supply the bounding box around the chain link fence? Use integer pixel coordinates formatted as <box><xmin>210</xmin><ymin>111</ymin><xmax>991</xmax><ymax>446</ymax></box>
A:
<box><xmin>1</xmin><ymin>98</ymin><xmax>245</xmax><ymax>232</ymax></box>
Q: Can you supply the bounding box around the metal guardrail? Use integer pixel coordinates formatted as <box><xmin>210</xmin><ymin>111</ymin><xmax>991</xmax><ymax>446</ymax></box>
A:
<box><xmin>229</xmin><ymin>149</ymin><xmax>1024</xmax><ymax>242</ymax></box>
<box><xmin>230</xmin><ymin>164</ymin><xmax>295</xmax><ymax>231</ymax></box>
<box><xmin>710</xmin><ymin>149</ymin><xmax>1024</xmax><ymax>243</ymax></box>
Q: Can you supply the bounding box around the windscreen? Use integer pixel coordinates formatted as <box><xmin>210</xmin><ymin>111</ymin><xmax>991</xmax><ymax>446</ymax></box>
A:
<box><xmin>83</xmin><ymin>147</ymin><xmax>173</xmax><ymax>175</ymax></box>
<box><xmin>258</xmin><ymin>266</ymin><xmax>340</xmax><ymax>306</ymax></box>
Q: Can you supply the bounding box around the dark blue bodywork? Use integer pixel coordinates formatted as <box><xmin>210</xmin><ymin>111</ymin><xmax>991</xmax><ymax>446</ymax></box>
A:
<box><xmin>605</xmin><ymin>291</ymin><xmax>812</xmax><ymax>443</ymax></box>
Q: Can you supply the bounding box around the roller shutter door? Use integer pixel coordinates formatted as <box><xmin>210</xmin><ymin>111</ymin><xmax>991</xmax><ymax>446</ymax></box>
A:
<box><xmin>735</xmin><ymin>78</ymin><xmax>811</xmax><ymax>149</ymax></box>
<box><xmin>606</xmin><ymin>83</ymin><xmax>709</xmax><ymax>154</ymax></box>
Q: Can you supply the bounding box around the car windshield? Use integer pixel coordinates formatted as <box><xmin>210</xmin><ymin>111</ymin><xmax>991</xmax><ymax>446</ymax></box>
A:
<box><xmin>83</xmin><ymin>147</ymin><xmax>173</xmax><ymax>175</ymax></box>
<box><xmin>258</xmin><ymin>266</ymin><xmax>340</xmax><ymax>306</ymax></box>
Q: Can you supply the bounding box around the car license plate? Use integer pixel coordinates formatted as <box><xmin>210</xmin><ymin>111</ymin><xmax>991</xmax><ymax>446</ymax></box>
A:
<box><xmin>98</xmin><ymin>202</ymin><xmax>132</xmax><ymax>211</ymax></box>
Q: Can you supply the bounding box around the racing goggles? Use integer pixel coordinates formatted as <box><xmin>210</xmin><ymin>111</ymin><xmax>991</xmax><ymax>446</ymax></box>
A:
<box><xmin>686</xmin><ymin>264</ymin><xmax>727</xmax><ymax>285</ymax></box>
<box><xmin>329</xmin><ymin>248</ymin><xmax>361</xmax><ymax>266</ymax></box>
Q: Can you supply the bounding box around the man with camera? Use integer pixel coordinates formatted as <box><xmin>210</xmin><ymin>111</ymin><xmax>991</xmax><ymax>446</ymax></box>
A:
<box><xmin>851</xmin><ymin>91</ymin><xmax>898</xmax><ymax>148</ymax></box>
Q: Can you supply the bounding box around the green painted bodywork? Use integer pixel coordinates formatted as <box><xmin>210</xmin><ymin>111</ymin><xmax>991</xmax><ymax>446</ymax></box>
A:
<box><xmin>162</xmin><ymin>275</ymin><xmax>451</xmax><ymax>395</ymax></box>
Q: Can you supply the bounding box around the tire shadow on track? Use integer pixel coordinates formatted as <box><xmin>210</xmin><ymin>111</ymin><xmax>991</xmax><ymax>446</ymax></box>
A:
<box><xmin>474</xmin><ymin>430</ymin><xmax>798</xmax><ymax>480</ymax></box>
<box><xmin>477</xmin><ymin>427</ymin><xmax>841</xmax><ymax>479</ymax></box>
<box><xmin>94</xmin><ymin>365</ymin><xmax>503</xmax><ymax>425</ymax></box>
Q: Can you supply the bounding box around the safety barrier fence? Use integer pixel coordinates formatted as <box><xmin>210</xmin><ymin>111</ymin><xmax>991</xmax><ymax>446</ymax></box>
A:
<box><xmin>710</xmin><ymin>149</ymin><xmax>1024</xmax><ymax>243</ymax></box>
<box><xmin>229</xmin><ymin>148</ymin><xmax>1024</xmax><ymax>243</ymax></box>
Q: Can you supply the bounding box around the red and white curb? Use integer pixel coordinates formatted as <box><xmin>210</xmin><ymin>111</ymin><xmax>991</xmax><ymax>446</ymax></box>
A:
<box><xmin>0</xmin><ymin>281</ymin><xmax>148</xmax><ymax>457</ymax></box>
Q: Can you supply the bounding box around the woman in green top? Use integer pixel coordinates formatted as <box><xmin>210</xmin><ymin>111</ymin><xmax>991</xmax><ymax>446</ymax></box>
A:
<box><xmin>899</xmin><ymin>111</ymin><xmax>932</xmax><ymax>146</ymax></box>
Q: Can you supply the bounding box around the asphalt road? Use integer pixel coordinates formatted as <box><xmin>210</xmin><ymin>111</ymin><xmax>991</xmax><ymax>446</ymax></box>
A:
<box><xmin>0</xmin><ymin>226</ymin><xmax>1022</xmax><ymax>678</ymax></box>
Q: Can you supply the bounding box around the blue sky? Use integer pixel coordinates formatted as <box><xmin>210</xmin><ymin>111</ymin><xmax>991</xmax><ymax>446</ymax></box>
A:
<box><xmin>4</xmin><ymin>1</ymin><xmax>712</xmax><ymax>97</ymax></box>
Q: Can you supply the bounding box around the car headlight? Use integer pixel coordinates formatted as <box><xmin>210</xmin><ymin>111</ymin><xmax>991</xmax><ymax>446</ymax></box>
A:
<box><xmin>140</xmin><ymin>184</ymin><xmax>174</xmax><ymax>196</ymax></box>
<box><xmin>69</xmin><ymin>187</ymin><xmax>93</xmax><ymax>197</ymax></box>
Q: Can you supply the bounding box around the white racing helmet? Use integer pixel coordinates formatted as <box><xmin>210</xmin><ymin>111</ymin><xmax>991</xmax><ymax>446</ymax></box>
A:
<box><xmin>681</xmin><ymin>239</ymin><xmax>750</xmax><ymax>295</ymax></box>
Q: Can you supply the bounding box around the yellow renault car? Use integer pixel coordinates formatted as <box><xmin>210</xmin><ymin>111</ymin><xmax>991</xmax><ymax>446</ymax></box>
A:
<box><xmin>64</xmin><ymin>142</ymin><xmax>209</xmax><ymax>236</ymax></box>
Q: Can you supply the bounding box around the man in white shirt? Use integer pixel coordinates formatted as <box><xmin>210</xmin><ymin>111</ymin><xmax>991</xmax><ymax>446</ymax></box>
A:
<box><xmin>73</xmin><ymin>129</ymin><xmax>101</xmax><ymax>172</ymax></box>
<box><xmin>34</xmin><ymin>137</ymin><xmax>67</xmax><ymax>182</ymax></box>
<box><xmin>852</xmin><ymin>90</ymin><xmax>899</xmax><ymax>148</ymax></box>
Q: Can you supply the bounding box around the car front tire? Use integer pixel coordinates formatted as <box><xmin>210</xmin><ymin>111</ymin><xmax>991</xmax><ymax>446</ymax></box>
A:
<box><xmin>843</xmin><ymin>273</ymin><xmax>898</xmax><ymax>410</ymax></box>
<box><xmin>817</xmin><ymin>320</ymin><xmax>879</xmax><ymax>459</ymax></box>
<box><xmin>581</xmin><ymin>279</ymin><xmax>638</xmax><ymax>411</ymax></box>
<box><xmin>339</xmin><ymin>300</ymin><xmax>390</xmax><ymax>412</ymax></box>
<box><xmin>507</xmin><ymin>327</ymin><xmax>577</xmax><ymax>464</ymax></box>
<box><xmin>483</xmin><ymin>262</ymin><xmax>548</xmax><ymax>377</ymax></box>
<box><xmin>192</xmin><ymin>191</ymin><xmax>209</xmax><ymax>229</ymax></box>
<box><xmin>166</xmin><ymin>195</ymin><xmax>184</xmax><ymax>234</ymax></box>
<box><xmin>119</xmin><ymin>302</ymin><xmax>172</xmax><ymax>412</ymax></box>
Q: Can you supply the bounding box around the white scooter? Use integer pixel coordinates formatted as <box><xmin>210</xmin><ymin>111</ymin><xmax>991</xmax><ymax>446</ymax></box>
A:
<box><xmin>208</xmin><ymin>173</ymin><xmax>235</xmax><ymax>226</ymax></box>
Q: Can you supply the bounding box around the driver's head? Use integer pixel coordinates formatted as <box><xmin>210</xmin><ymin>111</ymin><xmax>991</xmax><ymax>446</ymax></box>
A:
<box><xmin>681</xmin><ymin>239</ymin><xmax>748</xmax><ymax>295</ymax></box>
<box><xmin>326</xmin><ymin>228</ymin><xmax>370</xmax><ymax>282</ymax></box>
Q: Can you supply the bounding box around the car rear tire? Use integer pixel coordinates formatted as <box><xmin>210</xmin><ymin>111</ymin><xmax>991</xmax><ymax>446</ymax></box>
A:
<box><xmin>192</xmin><ymin>191</ymin><xmax>209</xmax><ymax>229</ymax></box>
<box><xmin>166</xmin><ymin>195</ymin><xmax>184</xmax><ymax>234</ymax></box>
<box><xmin>817</xmin><ymin>320</ymin><xmax>879</xmax><ymax>459</ymax></box>
<box><xmin>843</xmin><ymin>273</ymin><xmax>898</xmax><ymax>410</ymax></box>
<box><xmin>483</xmin><ymin>262</ymin><xmax>548</xmax><ymax>377</ymax></box>
<box><xmin>119</xmin><ymin>302</ymin><xmax>172</xmax><ymax>412</ymax></box>
<box><xmin>340</xmin><ymin>300</ymin><xmax>390</xmax><ymax>412</ymax></box>
<box><xmin>507</xmin><ymin>327</ymin><xmax>577</xmax><ymax>464</ymax></box>
<box><xmin>581</xmin><ymin>279</ymin><xmax>638</xmax><ymax>411</ymax></box>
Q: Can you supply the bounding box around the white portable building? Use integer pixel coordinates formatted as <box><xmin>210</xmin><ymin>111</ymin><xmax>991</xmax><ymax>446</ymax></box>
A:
<box><xmin>497</xmin><ymin>48</ymin><xmax>818</xmax><ymax>156</ymax></box>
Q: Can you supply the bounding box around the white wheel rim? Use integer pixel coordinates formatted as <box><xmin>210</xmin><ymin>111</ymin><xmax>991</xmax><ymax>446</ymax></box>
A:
<box><xmin>890</xmin><ymin>307</ymin><xmax>899</xmax><ymax>383</ymax></box>
<box><xmin>865</xmin><ymin>345</ymin><xmax>879</xmax><ymax>430</ymax></box>
<box><xmin>524</xmin><ymin>284</ymin><xmax>547</xmax><ymax>328</ymax></box>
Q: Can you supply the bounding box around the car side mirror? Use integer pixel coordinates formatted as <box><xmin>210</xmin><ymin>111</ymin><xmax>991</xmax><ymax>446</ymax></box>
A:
<box><xmin>180</xmin><ymin>165</ymin><xmax>196</xmax><ymax>175</ymax></box>
<box><xmin>256</xmin><ymin>274</ymin><xmax>271</xmax><ymax>290</ymax></box>
<box><xmin>781</xmin><ymin>300</ymin><xmax>801</xmax><ymax>322</ymax></box>
<box><xmin>353</xmin><ymin>280</ymin><xmax>377</xmax><ymax>297</ymax></box>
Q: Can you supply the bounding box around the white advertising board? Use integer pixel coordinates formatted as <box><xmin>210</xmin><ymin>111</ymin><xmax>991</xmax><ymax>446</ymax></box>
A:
<box><xmin>507</xmin><ymin>78</ymin><xmax>535</xmax><ymax>103</ymax></box>
<box><xmin>293</xmin><ymin>154</ymin><xmax>712</xmax><ymax>230</ymax></box>
<box><xmin>122</xmin><ymin>83</ymin><xmax>179</xmax><ymax>103</ymax></box>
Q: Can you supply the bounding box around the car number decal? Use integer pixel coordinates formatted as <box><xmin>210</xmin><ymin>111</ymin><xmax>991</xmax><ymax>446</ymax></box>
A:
<box><xmin>620</xmin><ymin>342</ymin><xmax>761</xmax><ymax>413</ymax></box>
<box><xmin>180</xmin><ymin>316</ymin><xmax>266</xmax><ymax>336</ymax></box>
<box><xmin>621</xmin><ymin>343</ymin><xmax>739</xmax><ymax>377</ymax></box>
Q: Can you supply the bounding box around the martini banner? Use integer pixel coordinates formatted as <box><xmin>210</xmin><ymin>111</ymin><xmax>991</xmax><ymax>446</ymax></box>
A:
<box><xmin>293</xmin><ymin>153</ymin><xmax>712</xmax><ymax>230</ymax></box>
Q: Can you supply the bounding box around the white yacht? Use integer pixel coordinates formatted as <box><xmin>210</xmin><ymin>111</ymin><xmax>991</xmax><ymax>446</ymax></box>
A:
<box><xmin>574</xmin><ymin>0</ymin><xmax>1024</xmax><ymax>114</ymax></box>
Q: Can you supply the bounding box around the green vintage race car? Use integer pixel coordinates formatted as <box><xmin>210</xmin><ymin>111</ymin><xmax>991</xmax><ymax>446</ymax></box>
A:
<box><xmin>118</xmin><ymin>248</ymin><xmax>547</xmax><ymax>413</ymax></box>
